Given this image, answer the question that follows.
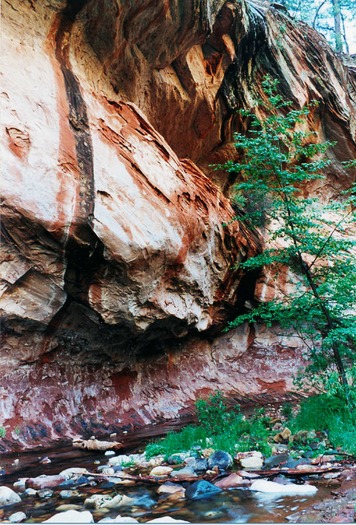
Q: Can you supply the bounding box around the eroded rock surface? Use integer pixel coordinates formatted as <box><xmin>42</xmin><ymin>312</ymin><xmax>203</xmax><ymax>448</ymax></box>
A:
<box><xmin>0</xmin><ymin>0</ymin><xmax>355</xmax><ymax>448</ymax></box>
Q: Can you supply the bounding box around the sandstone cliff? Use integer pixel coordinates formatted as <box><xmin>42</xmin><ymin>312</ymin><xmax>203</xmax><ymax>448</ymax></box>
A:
<box><xmin>1</xmin><ymin>0</ymin><xmax>355</xmax><ymax>449</ymax></box>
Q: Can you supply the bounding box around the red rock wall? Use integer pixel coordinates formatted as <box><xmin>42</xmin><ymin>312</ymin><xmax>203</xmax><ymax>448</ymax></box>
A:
<box><xmin>0</xmin><ymin>0</ymin><xmax>355</xmax><ymax>449</ymax></box>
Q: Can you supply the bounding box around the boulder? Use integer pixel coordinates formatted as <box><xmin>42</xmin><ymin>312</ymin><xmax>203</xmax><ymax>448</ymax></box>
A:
<box><xmin>214</xmin><ymin>473</ymin><xmax>246</xmax><ymax>489</ymax></box>
<box><xmin>185</xmin><ymin>480</ymin><xmax>222</xmax><ymax>500</ymax></box>
<box><xmin>207</xmin><ymin>451</ymin><xmax>233</xmax><ymax>471</ymax></box>
<box><xmin>157</xmin><ymin>482</ymin><xmax>186</xmax><ymax>496</ymax></box>
<box><xmin>0</xmin><ymin>486</ymin><xmax>22</xmax><ymax>506</ymax></box>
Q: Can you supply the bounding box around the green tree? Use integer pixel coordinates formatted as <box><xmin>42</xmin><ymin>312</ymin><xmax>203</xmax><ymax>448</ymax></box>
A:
<box><xmin>280</xmin><ymin>0</ymin><xmax>356</xmax><ymax>53</ymax></box>
<box><xmin>220</xmin><ymin>76</ymin><xmax>356</xmax><ymax>408</ymax></box>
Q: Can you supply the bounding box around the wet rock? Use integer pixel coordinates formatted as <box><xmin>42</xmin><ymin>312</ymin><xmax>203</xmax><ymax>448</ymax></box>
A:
<box><xmin>157</xmin><ymin>482</ymin><xmax>186</xmax><ymax>496</ymax></box>
<box><xmin>271</xmin><ymin>474</ymin><xmax>294</xmax><ymax>485</ymax></box>
<box><xmin>99</xmin><ymin>481</ymin><xmax>116</xmax><ymax>489</ymax></box>
<box><xmin>23</xmin><ymin>488</ymin><xmax>37</xmax><ymax>497</ymax></box>
<box><xmin>0</xmin><ymin>486</ymin><xmax>22</xmax><ymax>506</ymax></box>
<box><xmin>214</xmin><ymin>473</ymin><xmax>246</xmax><ymax>489</ymax></box>
<box><xmin>167</xmin><ymin>453</ymin><xmax>190</xmax><ymax>465</ymax></box>
<box><xmin>237</xmin><ymin>470</ymin><xmax>260</xmax><ymax>479</ymax></box>
<box><xmin>56</xmin><ymin>504</ymin><xmax>83</xmax><ymax>512</ymax></box>
<box><xmin>201</xmin><ymin>448</ymin><xmax>215</xmax><ymax>458</ymax></box>
<box><xmin>39</xmin><ymin>457</ymin><xmax>51</xmax><ymax>464</ymax></box>
<box><xmin>284</xmin><ymin>458</ymin><xmax>311</xmax><ymax>468</ymax></box>
<box><xmin>150</xmin><ymin>466</ymin><xmax>173</xmax><ymax>477</ymax></box>
<box><xmin>263</xmin><ymin>454</ymin><xmax>290</xmax><ymax>469</ymax></box>
<box><xmin>43</xmin><ymin>510</ymin><xmax>94</xmax><ymax>523</ymax></box>
<box><xmin>311</xmin><ymin>455</ymin><xmax>336</xmax><ymax>464</ymax></box>
<box><xmin>108</xmin><ymin>478</ymin><xmax>136</xmax><ymax>486</ymax></box>
<box><xmin>59</xmin><ymin>468</ymin><xmax>89</xmax><ymax>480</ymax></box>
<box><xmin>84</xmin><ymin>494</ymin><xmax>113</xmax><ymax>509</ymax></box>
<box><xmin>185</xmin><ymin>457</ymin><xmax>208</xmax><ymax>473</ymax></box>
<box><xmin>101</xmin><ymin>494</ymin><xmax>126</xmax><ymax>509</ymax></box>
<box><xmin>185</xmin><ymin>480</ymin><xmax>222</xmax><ymax>500</ymax></box>
<box><xmin>13</xmin><ymin>478</ymin><xmax>27</xmax><ymax>489</ymax></box>
<box><xmin>324</xmin><ymin>472</ymin><xmax>341</xmax><ymax>479</ymax></box>
<box><xmin>140</xmin><ymin>456</ymin><xmax>165</xmax><ymax>469</ymax></box>
<box><xmin>101</xmin><ymin>467</ymin><xmax>115</xmax><ymax>476</ymax></box>
<box><xmin>26</xmin><ymin>475</ymin><xmax>66</xmax><ymax>489</ymax></box>
<box><xmin>60</xmin><ymin>475</ymin><xmax>91</xmax><ymax>487</ymax></box>
<box><xmin>207</xmin><ymin>451</ymin><xmax>233</xmax><ymax>471</ymax></box>
<box><xmin>9</xmin><ymin>512</ymin><xmax>27</xmax><ymax>523</ymax></box>
<box><xmin>250</xmin><ymin>479</ymin><xmax>318</xmax><ymax>494</ymax></box>
<box><xmin>272</xmin><ymin>444</ymin><xmax>289</xmax><ymax>454</ymax></box>
<box><xmin>107</xmin><ymin>455</ymin><xmax>134</xmax><ymax>467</ymax></box>
<box><xmin>170</xmin><ymin>466</ymin><xmax>197</xmax><ymax>479</ymax></box>
<box><xmin>38</xmin><ymin>489</ymin><xmax>54</xmax><ymax>498</ymax></box>
<box><xmin>59</xmin><ymin>490</ymin><xmax>74</xmax><ymax>499</ymax></box>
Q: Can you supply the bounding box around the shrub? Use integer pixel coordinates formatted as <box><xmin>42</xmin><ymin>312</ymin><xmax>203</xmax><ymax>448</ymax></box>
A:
<box><xmin>144</xmin><ymin>392</ymin><xmax>273</xmax><ymax>459</ymax></box>
<box><xmin>290</xmin><ymin>393</ymin><xmax>356</xmax><ymax>455</ymax></box>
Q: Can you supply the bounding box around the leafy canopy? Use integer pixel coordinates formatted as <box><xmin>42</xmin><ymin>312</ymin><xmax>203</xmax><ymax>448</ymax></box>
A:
<box><xmin>219</xmin><ymin>75</ymin><xmax>356</xmax><ymax>406</ymax></box>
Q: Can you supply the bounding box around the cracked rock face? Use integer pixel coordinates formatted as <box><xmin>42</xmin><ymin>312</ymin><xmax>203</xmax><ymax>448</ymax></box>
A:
<box><xmin>1</xmin><ymin>0</ymin><xmax>355</xmax><ymax>448</ymax></box>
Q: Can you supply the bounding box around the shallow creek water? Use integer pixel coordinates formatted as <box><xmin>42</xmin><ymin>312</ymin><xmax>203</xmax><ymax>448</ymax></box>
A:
<box><xmin>0</xmin><ymin>425</ymin><xmax>335</xmax><ymax>523</ymax></box>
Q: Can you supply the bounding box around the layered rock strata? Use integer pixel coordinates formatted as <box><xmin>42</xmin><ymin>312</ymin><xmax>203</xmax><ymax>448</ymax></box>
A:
<box><xmin>1</xmin><ymin>0</ymin><xmax>355</xmax><ymax>448</ymax></box>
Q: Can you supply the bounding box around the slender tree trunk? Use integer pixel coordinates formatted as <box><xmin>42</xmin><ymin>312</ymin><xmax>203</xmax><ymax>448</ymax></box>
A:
<box><xmin>331</xmin><ymin>0</ymin><xmax>343</xmax><ymax>52</ymax></box>
<box><xmin>282</xmin><ymin>193</ymin><xmax>352</xmax><ymax>409</ymax></box>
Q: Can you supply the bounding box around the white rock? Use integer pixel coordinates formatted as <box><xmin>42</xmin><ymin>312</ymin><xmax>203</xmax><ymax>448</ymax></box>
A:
<box><xmin>149</xmin><ymin>466</ymin><xmax>173</xmax><ymax>476</ymax></box>
<box><xmin>13</xmin><ymin>479</ymin><xmax>27</xmax><ymax>489</ymax></box>
<box><xmin>103</xmin><ymin>494</ymin><xmax>136</xmax><ymax>509</ymax></box>
<box><xmin>84</xmin><ymin>494</ymin><xmax>113</xmax><ymax>509</ymax></box>
<box><xmin>9</xmin><ymin>512</ymin><xmax>27</xmax><ymax>523</ymax></box>
<box><xmin>99</xmin><ymin>517</ymin><xmax>139</xmax><ymax>524</ymax></box>
<box><xmin>101</xmin><ymin>467</ymin><xmax>115</xmax><ymax>476</ymax></box>
<box><xmin>23</xmin><ymin>488</ymin><xmax>37</xmax><ymax>496</ymax></box>
<box><xmin>42</xmin><ymin>510</ymin><xmax>94</xmax><ymax>523</ymax></box>
<box><xmin>59</xmin><ymin>467</ymin><xmax>88</xmax><ymax>479</ymax></box>
<box><xmin>105</xmin><ymin>450</ymin><xmax>116</xmax><ymax>456</ymax></box>
<box><xmin>147</xmin><ymin>518</ymin><xmax>190</xmax><ymax>523</ymax></box>
<box><xmin>250</xmin><ymin>480</ymin><xmax>318</xmax><ymax>495</ymax></box>
<box><xmin>240</xmin><ymin>456</ymin><xmax>264</xmax><ymax>469</ymax></box>
<box><xmin>108</xmin><ymin>455</ymin><xmax>132</xmax><ymax>466</ymax></box>
<box><xmin>0</xmin><ymin>486</ymin><xmax>22</xmax><ymax>506</ymax></box>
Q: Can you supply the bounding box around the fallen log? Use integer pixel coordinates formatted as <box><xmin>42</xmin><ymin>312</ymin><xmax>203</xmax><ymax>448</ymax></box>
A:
<box><xmin>84</xmin><ymin>470</ymin><xmax>218</xmax><ymax>485</ymax></box>
<box><xmin>237</xmin><ymin>465</ymin><xmax>344</xmax><ymax>477</ymax></box>
<box><xmin>72</xmin><ymin>437</ymin><xmax>123</xmax><ymax>451</ymax></box>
